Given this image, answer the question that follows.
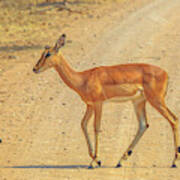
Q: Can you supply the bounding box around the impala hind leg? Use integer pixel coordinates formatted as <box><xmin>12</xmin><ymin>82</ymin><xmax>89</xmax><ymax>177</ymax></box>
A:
<box><xmin>147</xmin><ymin>97</ymin><xmax>179</xmax><ymax>167</ymax></box>
<box><xmin>116</xmin><ymin>97</ymin><xmax>149</xmax><ymax>167</ymax></box>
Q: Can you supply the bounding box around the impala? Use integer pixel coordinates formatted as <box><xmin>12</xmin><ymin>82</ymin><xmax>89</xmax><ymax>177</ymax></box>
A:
<box><xmin>33</xmin><ymin>34</ymin><xmax>179</xmax><ymax>168</ymax></box>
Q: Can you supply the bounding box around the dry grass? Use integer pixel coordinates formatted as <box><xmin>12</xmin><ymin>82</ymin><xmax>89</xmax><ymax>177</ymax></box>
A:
<box><xmin>0</xmin><ymin>0</ymin><xmax>127</xmax><ymax>49</ymax></box>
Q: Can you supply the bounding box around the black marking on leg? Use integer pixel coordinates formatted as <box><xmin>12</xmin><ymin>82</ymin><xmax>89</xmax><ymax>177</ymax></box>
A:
<box><xmin>0</xmin><ymin>139</ymin><xmax>2</xmax><ymax>143</ymax></box>
<box><xmin>116</xmin><ymin>163</ymin><xmax>122</xmax><ymax>168</ymax></box>
<box><xmin>178</xmin><ymin>146</ymin><xmax>180</xmax><ymax>153</ymax></box>
<box><xmin>146</xmin><ymin>124</ymin><xmax>149</xmax><ymax>128</ymax></box>
<box><xmin>175</xmin><ymin>154</ymin><xmax>178</xmax><ymax>159</ymax></box>
<box><xmin>97</xmin><ymin>161</ymin><xmax>101</xmax><ymax>167</ymax></box>
<box><xmin>128</xmin><ymin>150</ymin><xmax>132</xmax><ymax>156</ymax></box>
<box><xmin>171</xmin><ymin>164</ymin><xmax>177</xmax><ymax>168</ymax></box>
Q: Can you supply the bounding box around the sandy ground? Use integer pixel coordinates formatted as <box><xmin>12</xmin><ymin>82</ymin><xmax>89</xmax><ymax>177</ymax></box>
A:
<box><xmin>0</xmin><ymin>0</ymin><xmax>180</xmax><ymax>179</ymax></box>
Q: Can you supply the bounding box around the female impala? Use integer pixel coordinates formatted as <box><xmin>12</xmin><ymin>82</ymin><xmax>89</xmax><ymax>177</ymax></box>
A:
<box><xmin>33</xmin><ymin>34</ymin><xmax>179</xmax><ymax>168</ymax></box>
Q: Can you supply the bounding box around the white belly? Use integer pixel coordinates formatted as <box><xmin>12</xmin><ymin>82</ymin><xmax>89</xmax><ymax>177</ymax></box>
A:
<box><xmin>105</xmin><ymin>87</ymin><xmax>144</xmax><ymax>103</ymax></box>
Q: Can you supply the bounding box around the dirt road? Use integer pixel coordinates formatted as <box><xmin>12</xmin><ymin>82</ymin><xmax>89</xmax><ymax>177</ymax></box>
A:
<box><xmin>0</xmin><ymin>0</ymin><xmax>180</xmax><ymax>179</ymax></box>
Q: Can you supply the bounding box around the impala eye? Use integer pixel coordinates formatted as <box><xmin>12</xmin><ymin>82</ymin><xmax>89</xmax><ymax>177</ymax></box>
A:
<box><xmin>45</xmin><ymin>52</ymin><xmax>51</xmax><ymax>58</ymax></box>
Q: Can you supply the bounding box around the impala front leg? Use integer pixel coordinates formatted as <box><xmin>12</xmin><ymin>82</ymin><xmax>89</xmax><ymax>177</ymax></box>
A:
<box><xmin>89</xmin><ymin>102</ymin><xmax>103</xmax><ymax>168</ymax></box>
<box><xmin>81</xmin><ymin>105</ymin><xmax>94</xmax><ymax>165</ymax></box>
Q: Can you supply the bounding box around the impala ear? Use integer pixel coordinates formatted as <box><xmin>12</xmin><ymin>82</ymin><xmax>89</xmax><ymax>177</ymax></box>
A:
<box><xmin>54</xmin><ymin>34</ymin><xmax>66</xmax><ymax>52</ymax></box>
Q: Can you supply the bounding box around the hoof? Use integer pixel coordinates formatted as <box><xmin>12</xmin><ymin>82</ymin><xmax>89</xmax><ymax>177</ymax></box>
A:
<box><xmin>116</xmin><ymin>163</ymin><xmax>122</xmax><ymax>168</ymax></box>
<box><xmin>88</xmin><ymin>165</ymin><xmax>94</xmax><ymax>169</ymax></box>
<box><xmin>97</xmin><ymin>161</ymin><xmax>101</xmax><ymax>167</ymax></box>
<box><xmin>171</xmin><ymin>164</ymin><xmax>177</xmax><ymax>168</ymax></box>
<box><xmin>0</xmin><ymin>139</ymin><xmax>2</xmax><ymax>143</ymax></box>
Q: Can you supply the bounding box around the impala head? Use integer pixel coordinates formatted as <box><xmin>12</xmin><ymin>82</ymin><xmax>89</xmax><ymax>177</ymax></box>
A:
<box><xmin>33</xmin><ymin>34</ymin><xmax>66</xmax><ymax>73</ymax></box>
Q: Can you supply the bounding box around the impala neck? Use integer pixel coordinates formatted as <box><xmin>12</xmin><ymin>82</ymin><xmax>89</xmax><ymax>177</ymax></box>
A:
<box><xmin>54</xmin><ymin>54</ymin><xmax>83</xmax><ymax>90</ymax></box>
